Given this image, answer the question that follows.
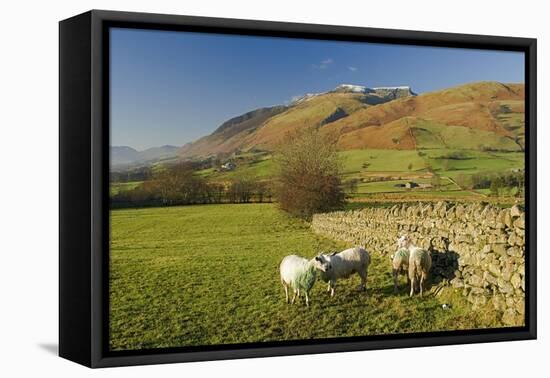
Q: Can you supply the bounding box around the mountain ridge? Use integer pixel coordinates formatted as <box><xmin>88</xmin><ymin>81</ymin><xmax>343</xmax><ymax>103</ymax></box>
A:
<box><xmin>179</xmin><ymin>81</ymin><xmax>525</xmax><ymax>158</ymax></box>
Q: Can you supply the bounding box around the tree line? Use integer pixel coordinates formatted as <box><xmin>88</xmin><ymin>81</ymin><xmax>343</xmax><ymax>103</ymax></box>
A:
<box><xmin>455</xmin><ymin>170</ymin><xmax>524</xmax><ymax>197</ymax></box>
<box><xmin>111</xmin><ymin>162</ymin><xmax>272</xmax><ymax>208</ymax></box>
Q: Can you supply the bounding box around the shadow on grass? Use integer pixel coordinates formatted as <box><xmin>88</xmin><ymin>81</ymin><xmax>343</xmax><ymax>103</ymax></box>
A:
<box><xmin>369</xmin><ymin>283</ymin><xmax>399</xmax><ymax>297</ymax></box>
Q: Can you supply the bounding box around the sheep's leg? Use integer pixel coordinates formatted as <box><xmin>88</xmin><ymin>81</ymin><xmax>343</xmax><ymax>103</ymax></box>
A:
<box><xmin>409</xmin><ymin>265</ymin><xmax>416</xmax><ymax>297</ymax></box>
<box><xmin>291</xmin><ymin>289</ymin><xmax>298</xmax><ymax>304</ymax></box>
<box><xmin>420</xmin><ymin>272</ymin><xmax>428</xmax><ymax>297</ymax></box>
<box><xmin>393</xmin><ymin>269</ymin><xmax>398</xmax><ymax>293</ymax></box>
<box><xmin>283</xmin><ymin>283</ymin><xmax>289</xmax><ymax>304</ymax></box>
<box><xmin>327</xmin><ymin>282</ymin><xmax>331</xmax><ymax>293</ymax></box>
<box><xmin>330</xmin><ymin>280</ymin><xmax>336</xmax><ymax>297</ymax></box>
<box><xmin>365</xmin><ymin>270</ymin><xmax>369</xmax><ymax>296</ymax></box>
<box><xmin>361</xmin><ymin>269</ymin><xmax>368</xmax><ymax>296</ymax></box>
<box><xmin>305</xmin><ymin>291</ymin><xmax>310</xmax><ymax>307</ymax></box>
<box><xmin>358</xmin><ymin>270</ymin><xmax>366</xmax><ymax>291</ymax></box>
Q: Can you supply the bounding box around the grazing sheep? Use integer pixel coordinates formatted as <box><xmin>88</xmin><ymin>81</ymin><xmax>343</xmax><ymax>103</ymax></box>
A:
<box><xmin>280</xmin><ymin>254</ymin><xmax>329</xmax><ymax>306</ymax></box>
<box><xmin>398</xmin><ymin>235</ymin><xmax>432</xmax><ymax>297</ymax></box>
<box><xmin>318</xmin><ymin>247</ymin><xmax>371</xmax><ymax>297</ymax></box>
<box><xmin>408</xmin><ymin>248</ymin><xmax>432</xmax><ymax>297</ymax></box>
<box><xmin>390</xmin><ymin>248</ymin><xmax>410</xmax><ymax>293</ymax></box>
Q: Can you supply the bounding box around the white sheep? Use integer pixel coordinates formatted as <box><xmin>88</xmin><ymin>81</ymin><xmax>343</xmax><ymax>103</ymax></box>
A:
<box><xmin>280</xmin><ymin>254</ymin><xmax>329</xmax><ymax>306</ymax></box>
<box><xmin>398</xmin><ymin>235</ymin><xmax>432</xmax><ymax>297</ymax></box>
<box><xmin>390</xmin><ymin>248</ymin><xmax>410</xmax><ymax>293</ymax></box>
<box><xmin>318</xmin><ymin>246</ymin><xmax>371</xmax><ymax>297</ymax></box>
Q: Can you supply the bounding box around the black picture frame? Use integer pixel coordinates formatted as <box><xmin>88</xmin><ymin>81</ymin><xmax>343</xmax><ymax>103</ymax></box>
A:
<box><xmin>59</xmin><ymin>9</ymin><xmax>537</xmax><ymax>368</ymax></box>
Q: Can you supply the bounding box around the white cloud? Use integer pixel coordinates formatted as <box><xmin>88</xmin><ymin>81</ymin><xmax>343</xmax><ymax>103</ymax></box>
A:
<box><xmin>313</xmin><ymin>58</ymin><xmax>334</xmax><ymax>69</ymax></box>
<box><xmin>348</xmin><ymin>66</ymin><xmax>358</xmax><ymax>72</ymax></box>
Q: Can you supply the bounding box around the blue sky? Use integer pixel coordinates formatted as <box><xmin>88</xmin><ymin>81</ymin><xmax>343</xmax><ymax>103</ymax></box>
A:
<box><xmin>110</xmin><ymin>28</ymin><xmax>524</xmax><ymax>150</ymax></box>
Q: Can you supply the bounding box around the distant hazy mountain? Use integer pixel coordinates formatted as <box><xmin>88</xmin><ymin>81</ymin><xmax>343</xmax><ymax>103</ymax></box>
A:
<box><xmin>179</xmin><ymin>81</ymin><xmax>525</xmax><ymax>158</ymax></box>
<box><xmin>111</xmin><ymin>146</ymin><xmax>140</xmax><ymax>165</ymax></box>
<box><xmin>138</xmin><ymin>145</ymin><xmax>180</xmax><ymax>162</ymax></box>
<box><xmin>111</xmin><ymin>145</ymin><xmax>179</xmax><ymax>167</ymax></box>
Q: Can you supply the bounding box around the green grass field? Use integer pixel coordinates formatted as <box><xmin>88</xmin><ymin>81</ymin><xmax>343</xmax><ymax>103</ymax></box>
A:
<box><xmin>196</xmin><ymin>155</ymin><xmax>275</xmax><ymax>181</ymax></box>
<box><xmin>197</xmin><ymin>148</ymin><xmax>522</xmax><ymax>179</ymax></box>
<box><xmin>340</xmin><ymin>149</ymin><xmax>427</xmax><ymax>173</ymax></box>
<box><xmin>410</xmin><ymin>119</ymin><xmax>521</xmax><ymax>151</ymax></box>
<box><xmin>422</xmin><ymin>149</ymin><xmax>524</xmax><ymax>179</ymax></box>
<box><xmin>337</xmin><ymin>148</ymin><xmax>523</xmax><ymax>203</ymax></box>
<box><xmin>110</xmin><ymin>147</ymin><xmax>524</xmax><ymax>205</ymax></box>
<box><xmin>110</xmin><ymin>203</ymin><xmax>503</xmax><ymax>351</ymax></box>
<box><xmin>110</xmin><ymin>181</ymin><xmax>143</xmax><ymax>196</ymax></box>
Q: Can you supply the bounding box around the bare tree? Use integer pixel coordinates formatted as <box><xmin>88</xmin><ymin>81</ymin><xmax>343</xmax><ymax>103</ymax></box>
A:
<box><xmin>154</xmin><ymin>162</ymin><xmax>206</xmax><ymax>205</ymax></box>
<box><xmin>228</xmin><ymin>174</ymin><xmax>257</xmax><ymax>203</ymax></box>
<box><xmin>207</xmin><ymin>182</ymin><xmax>225</xmax><ymax>203</ymax></box>
<box><xmin>255</xmin><ymin>181</ymin><xmax>272</xmax><ymax>203</ymax></box>
<box><xmin>274</xmin><ymin>127</ymin><xmax>345</xmax><ymax>218</ymax></box>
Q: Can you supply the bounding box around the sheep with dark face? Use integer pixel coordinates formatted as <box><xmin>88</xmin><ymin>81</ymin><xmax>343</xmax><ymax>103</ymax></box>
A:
<box><xmin>317</xmin><ymin>247</ymin><xmax>370</xmax><ymax>297</ymax></box>
<box><xmin>280</xmin><ymin>254</ymin><xmax>329</xmax><ymax>306</ymax></box>
<box><xmin>398</xmin><ymin>235</ymin><xmax>432</xmax><ymax>297</ymax></box>
<box><xmin>390</xmin><ymin>248</ymin><xmax>410</xmax><ymax>293</ymax></box>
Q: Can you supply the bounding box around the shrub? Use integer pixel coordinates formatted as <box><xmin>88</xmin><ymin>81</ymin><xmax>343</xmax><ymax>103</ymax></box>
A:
<box><xmin>274</xmin><ymin>127</ymin><xmax>345</xmax><ymax>218</ymax></box>
<box><xmin>344</xmin><ymin>178</ymin><xmax>359</xmax><ymax>194</ymax></box>
<box><xmin>442</xmin><ymin>151</ymin><xmax>469</xmax><ymax>160</ymax></box>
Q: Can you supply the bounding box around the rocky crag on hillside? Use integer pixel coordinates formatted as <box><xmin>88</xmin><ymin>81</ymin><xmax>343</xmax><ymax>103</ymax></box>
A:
<box><xmin>311</xmin><ymin>202</ymin><xmax>526</xmax><ymax>326</ymax></box>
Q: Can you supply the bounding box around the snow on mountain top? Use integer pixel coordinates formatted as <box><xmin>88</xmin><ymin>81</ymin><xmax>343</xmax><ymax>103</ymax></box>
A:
<box><xmin>336</xmin><ymin>84</ymin><xmax>368</xmax><ymax>93</ymax></box>
<box><xmin>291</xmin><ymin>84</ymin><xmax>415</xmax><ymax>104</ymax></box>
<box><xmin>291</xmin><ymin>91</ymin><xmax>327</xmax><ymax>103</ymax></box>
<box><xmin>372</xmin><ymin>86</ymin><xmax>412</xmax><ymax>90</ymax></box>
<box><xmin>335</xmin><ymin>84</ymin><xmax>414</xmax><ymax>94</ymax></box>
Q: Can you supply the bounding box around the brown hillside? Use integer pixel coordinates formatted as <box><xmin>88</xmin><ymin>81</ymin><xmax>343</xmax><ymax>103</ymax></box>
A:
<box><xmin>421</xmin><ymin>102</ymin><xmax>510</xmax><ymax>136</ymax></box>
<box><xmin>328</xmin><ymin>82</ymin><xmax>522</xmax><ymax>131</ymax></box>
<box><xmin>337</xmin><ymin>117</ymin><xmax>417</xmax><ymax>150</ymax></box>
<box><xmin>179</xmin><ymin>81</ymin><xmax>525</xmax><ymax>157</ymax></box>
<box><xmin>243</xmin><ymin>92</ymin><xmax>368</xmax><ymax>150</ymax></box>
<box><xmin>180</xmin><ymin>105</ymin><xmax>287</xmax><ymax>157</ymax></box>
<box><xmin>329</xmin><ymin>81</ymin><xmax>524</xmax><ymax>149</ymax></box>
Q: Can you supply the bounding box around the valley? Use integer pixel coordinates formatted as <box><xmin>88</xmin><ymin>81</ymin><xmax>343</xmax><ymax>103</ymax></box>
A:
<box><xmin>111</xmin><ymin>81</ymin><xmax>525</xmax><ymax>204</ymax></box>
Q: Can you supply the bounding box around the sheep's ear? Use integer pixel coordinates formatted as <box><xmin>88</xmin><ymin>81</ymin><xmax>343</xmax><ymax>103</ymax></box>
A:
<box><xmin>330</xmin><ymin>251</ymin><xmax>337</xmax><ymax>256</ymax></box>
<box><xmin>315</xmin><ymin>256</ymin><xmax>321</xmax><ymax>262</ymax></box>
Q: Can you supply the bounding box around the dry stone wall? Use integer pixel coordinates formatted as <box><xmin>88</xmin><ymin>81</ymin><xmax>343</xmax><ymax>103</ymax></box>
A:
<box><xmin>311</xmin><ymin>201</ymin><xmax>525</xmax><ymax>325</ymax></box>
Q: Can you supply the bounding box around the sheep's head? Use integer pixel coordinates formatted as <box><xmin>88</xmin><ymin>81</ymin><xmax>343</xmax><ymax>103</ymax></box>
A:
<box><xmin>313</xmin><ymin>254</ymin><xmax>332</xmax><ymax>273</ymax></box>
<box><xmin>397</xmin><ymin>234</ymin><xmax>411</xmax><ymax>249</ymax></box>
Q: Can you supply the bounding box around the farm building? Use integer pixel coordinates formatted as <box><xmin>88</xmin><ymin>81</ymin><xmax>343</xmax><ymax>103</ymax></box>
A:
<box><xmin>221</xmin><ymin>162</ymin><xmax>236</xmax><ymax>171</ymax></box>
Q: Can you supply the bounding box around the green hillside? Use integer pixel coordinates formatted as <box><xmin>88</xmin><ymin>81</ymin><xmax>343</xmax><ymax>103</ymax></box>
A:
<box><xmin>411</xmin><ymin>118</ymin><xmax>521</xmax><ymax>151</ymax></box>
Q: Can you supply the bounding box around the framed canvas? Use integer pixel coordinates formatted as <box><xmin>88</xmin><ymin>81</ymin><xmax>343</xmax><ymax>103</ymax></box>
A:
<box><xmin>59</xmin><ymin>10</ymin><xmax>537</xmax><ymax>368</ymax></box>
